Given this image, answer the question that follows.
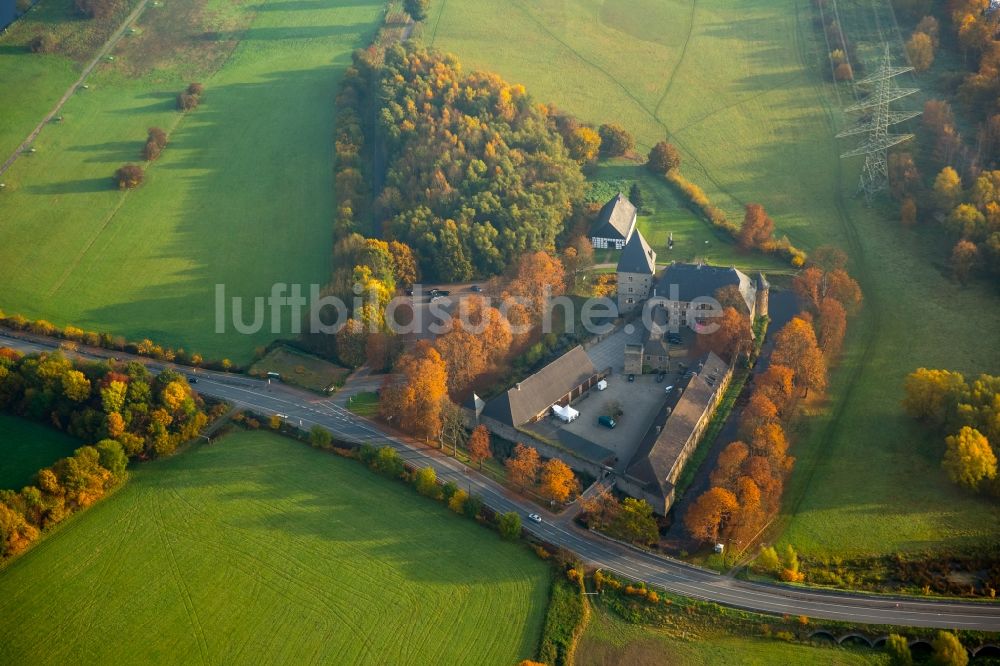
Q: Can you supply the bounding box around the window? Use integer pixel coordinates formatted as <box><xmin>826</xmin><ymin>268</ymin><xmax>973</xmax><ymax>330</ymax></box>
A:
<box><xmin>628</xmin><ymin>276</ymin><xmax>633</xmax><ymax>282</ymax></box>
<box><xmin>628</xmin><ymin>287</ymin><xmax>633</xmax><ymax>293</ymax></box>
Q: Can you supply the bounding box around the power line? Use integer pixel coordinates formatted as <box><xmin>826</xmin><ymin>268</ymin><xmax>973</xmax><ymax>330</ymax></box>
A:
<box><xmin>838</xmin><ymin>45</ymin><xmax>920</xmax><ymax>200</ymax></box>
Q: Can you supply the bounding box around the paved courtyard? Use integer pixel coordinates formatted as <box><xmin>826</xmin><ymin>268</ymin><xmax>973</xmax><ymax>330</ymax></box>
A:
<box><xmin>528</xmin><ymin>371</ymin><xmax>677</xmax><ymax>473</ymax></box>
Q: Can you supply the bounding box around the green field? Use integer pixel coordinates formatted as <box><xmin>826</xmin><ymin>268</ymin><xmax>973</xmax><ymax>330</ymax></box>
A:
<box><xmin>0</xmin><ymin>0</ymin><xmax>384</xmax><ymax>362</ymax></box>
<box><xmin>0</xmin><ymin>430</ymin><xmax>550</xmax><ymax>664</ymax></box>
<box><xmin>249</xmin><ymin>345</ymin><xmax>349</xmax><ymax>392</ymax></box>
<box><xmin>0</xmin><ymin>414</ymin><xmax>81</xmax><ymax>490</ymax></box>
<box><xmin>431</xmin><ymin>0</ymin><xmax>1000</xmax><ymax>559</ymax></box>
<box><xmin>576</xmin><ymin>602</ymin><xmax>885</xmax><ymax>666</ymax></box>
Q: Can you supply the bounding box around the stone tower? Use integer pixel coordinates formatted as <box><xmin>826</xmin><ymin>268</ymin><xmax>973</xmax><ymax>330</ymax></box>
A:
<box><xmin>755</xmin><ymin>272</ymin><xmax>770</xmax><ymax>319</ymax></box>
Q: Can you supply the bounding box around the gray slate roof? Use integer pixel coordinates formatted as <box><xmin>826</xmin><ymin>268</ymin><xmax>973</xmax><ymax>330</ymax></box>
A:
<box><xmin>626</xmin><ymin>352</ymin><xmax>729</xmax><ymax>498</ymax></box>
<box><xmin>482</xmin><ymin>346</ymin><xmax>597</xmax><ymax>426</ymax></box>
<box><xmin>616</xmin><ymin>229</ymin><xmax>656</xmax><ymax>275</ymax></box>
<box><xmin>654</xmin><ymin>263</ymin><xmax>756</xmax><ymax>312</ymax></box>
<box><xmin>591</xmin><ymin>192</ymin><xmax>637</xmax><ymax>241</ymax></box>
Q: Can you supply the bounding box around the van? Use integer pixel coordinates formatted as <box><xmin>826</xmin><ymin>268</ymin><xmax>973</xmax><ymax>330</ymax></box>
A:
<box><xmin>598</xmin><ymin>415</ymin><xmax>617</xmax><ymax>429</ymax></box>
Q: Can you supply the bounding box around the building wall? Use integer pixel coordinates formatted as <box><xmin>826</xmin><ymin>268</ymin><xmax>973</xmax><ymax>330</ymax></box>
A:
<box><xmin>617</xmin><ymin>271</ymin><xmax>652</xmax><ymax>313</ymax></box>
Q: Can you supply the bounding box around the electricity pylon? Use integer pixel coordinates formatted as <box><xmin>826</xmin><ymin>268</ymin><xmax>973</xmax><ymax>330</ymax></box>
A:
<box><xmin>838</xmin><ymin>45</ymin><xmax>920</xmax><ymax>200</ymax></box>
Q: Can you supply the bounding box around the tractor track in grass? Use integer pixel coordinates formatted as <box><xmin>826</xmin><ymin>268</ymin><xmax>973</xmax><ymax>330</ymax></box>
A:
<box><xmin>652</xmin><ymin>0</ymin><xmax>697</xmax><ymax>122</ymax></box>
<box><xmin>777</xmin><ymin>0</ymin><xmax>883</xmax><ymax>531</ymax></box>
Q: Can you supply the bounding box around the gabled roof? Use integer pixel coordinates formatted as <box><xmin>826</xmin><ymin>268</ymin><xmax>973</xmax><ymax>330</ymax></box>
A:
<box><xmin>655</xmin><ymin>263</ymin><xmax>756</xmax><ymax>312</ymax></box>
<box><xmin>591</xmin><ymin>192</ymin><xmax>637</xmax><ymax>241</ymax></box>
<box><xmin>626</xmin><ymin>353</ymin><xmax>729</xmax><ymax>498</ymax></box>
<box><xmin>616</xmin><ymin>229</ymin><xmax>656</xmax><ymax>274</ymax></box>
<box><xmin>482</xmin><ymin>346</ymin><xmax>597</xmax><ymax>426</ymax></box>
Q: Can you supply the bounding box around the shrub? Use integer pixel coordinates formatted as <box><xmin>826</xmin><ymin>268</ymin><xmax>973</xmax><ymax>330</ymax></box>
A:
<box><xmin>28</xmin><ymin>33</ymin><xmax>55</xmax><ymax>54</ymax></box>
<box><xmin>143</xmin><ymin>139</ymin><xmax>162</xmax><ymax>161</ymax></box>
<box><xmin>598</xmin><ymin>123</ymin><xmax>634</xmax><ymax>156</ymax></box>
<box><xmin>498</xmin><ymin>511</ymin><xmax>521</xmax><ymax>540</ymax></box>
<box><xmin>114</xmin><ymin>164</ymin><xmax>144</xmax><ymax>189</ymax></box>
<box><xmin>403</xmin><ymin>0</ymin><xmax>429</xmax><ymax>21</ymax></box>
<box><xmin>177</xmin><ymin>93</ymin><xmax>199</xmax><ymax>111</ymax></box>
<box><xmin>413</xmin><ymin>466</ymin><xmax>440</xmax><ymax>498</ymax></box>
<box><xmin>647</xmin><ymin>141</ymin><xmax>681</xmax><ymax>173</ymax></box>
<box><xmin>186</xmin><ymin>82</ymin><xmax>204</xmax><ymax>96</ymax></box>
<box><xmin>74</xmin><ymin>0</ymin><xmax>119</xmax><ymax>19</ymax></box>
<box><xmin>537</xmin><ymin>576</ymin><xmax>586</xmax><ymax>666</ymax></box>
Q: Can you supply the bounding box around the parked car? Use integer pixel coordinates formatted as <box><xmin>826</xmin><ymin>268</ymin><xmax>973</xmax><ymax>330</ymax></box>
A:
<box><xmin>655</xmin><ymin>372</ymin><xmax>666</xmax><ymax>383</ymax></box>
<box><xmin>627</xmin><ymin>373</ymin><xmax>635</xmax><ymax>383</ymax></box>
<box><xmin>470</xmin><ymin>284</ymin><xmax>482</xmax><ymax>292</ymax></box>
<box><xmin>664</xmin><ymin>385</ymin><xmax>674</xmax><ymax>393</ymax></box>
<box><xmin>598</xmin><ymin>415</ymin><xmax>617</xmax><ymax>429</ymax></box>
<box><xmin>667</xmin><ymin>334</ymin><xmax>682</xmax><ymax>345</ymax></box>
<box><xmin>527</xmin><ymin>513</ymin><xmax>542</xmax><ymax>524</ymax></box>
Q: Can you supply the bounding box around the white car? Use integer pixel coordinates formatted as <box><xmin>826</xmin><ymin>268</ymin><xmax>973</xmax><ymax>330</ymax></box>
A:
<box><xmin>527</xmin><ymin>513</ymin><xmax>542</xmax><ymax>524</ymax></box>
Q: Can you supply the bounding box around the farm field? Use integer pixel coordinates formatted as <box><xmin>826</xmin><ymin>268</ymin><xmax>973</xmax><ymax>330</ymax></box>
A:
<box><xmin>431</xmin><ymin>0</ymin><xmax>1000</xmax><ymax>558</ymax></box>
<box><xmin>0</xmin><ymin>414</ymin><xmax>80</xmax><ymax>490</ymax></box>
<box><xmin>0</xmin><ymin>430</ymin><xmax>550</xmax><ymax>664</ymax></box>
<box><xmin>575</xmin><ymin>602</ymin><xmax>885</xmax><ymax>666</ymax></box>
<box><xmin>0</xmin><ymin>0</ymin><xmax>384</xmax><ymax>362</ymax></box>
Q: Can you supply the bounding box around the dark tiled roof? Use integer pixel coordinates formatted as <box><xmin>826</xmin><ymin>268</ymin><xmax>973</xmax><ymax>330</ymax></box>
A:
<box><xmin>591</xmin><ymin>193</ymin><xmax>637</xmax><ymax>241</ymax></box>
<box><xmin>626</xmin><ymin>352</ymin><xmax>729</xmax><ymax>498</ymax></box>
<box><xmin>655</xmin><ymin>263</ymin><xmax>756</xmax><ymax>312</ymax></box>
<box><xmin>616</xmin><ymin>229</ymin><xmax>656</xmax><ymax>274</ymax></box>
<box><xmin>482</xmin><ymin>346</ymin><xmax>597</xmax><ymax>426</ymax></box>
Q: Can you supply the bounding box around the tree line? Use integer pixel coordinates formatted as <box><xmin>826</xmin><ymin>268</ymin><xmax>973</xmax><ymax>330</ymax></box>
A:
<box><xmin>0</xmin><ymin>347</ymin><xmax>213</xmax><ymax>558</ymax></box>
<box><xmin>0</xmin><ymin>309</ymin><xmax>240</xmax><ymax>372</ymax></box>
<box><xmin>886</xmin><ymin>4</ymin><xmax>1000</xmax><ymax>285</ymax></box>
<box><xmin>903</xmin><ymin>366</ymin><xmax>1000</xmax><ymax>499</ymax></box>
<box><xmin>684</xmin><ymin>251</ymin><xmax>862</xmax><ymax>564</ymax></box>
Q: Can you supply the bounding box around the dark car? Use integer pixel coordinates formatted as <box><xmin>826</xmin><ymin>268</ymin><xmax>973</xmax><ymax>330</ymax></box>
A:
<box><xmin>667</xmin><ymin>334</ymin><xmax>683</xmax><ymax>345</ymax></box>
<box><xmin>437</xmin><ymin>289</ymin><xmax>450</xmax><ymax>296</ymax></box>
<box><xmin>187</xmin><ymin>375</ymin><xmax>198</xmax><ymax>384</ymax></box>
<box><xmin>470</xmin><ymin>284</ymin><xmax>482</xmax><ymax>292</ymax></box>
<box><xmin>627</xmin><ymin>373</ymin><xmax>635</xmax><ymax>383</ymax></box>
<box><xmin>656</xmin><ymin>372</ymin><xmax>666</xmax><ymax>383</ymax></box>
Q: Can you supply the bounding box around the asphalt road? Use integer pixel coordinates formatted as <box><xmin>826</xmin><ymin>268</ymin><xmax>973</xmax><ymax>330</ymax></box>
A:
<box><xmin>3</xmin><ymin>331</ymin><xmax>1000</xmax><ymax>631</ymax></box>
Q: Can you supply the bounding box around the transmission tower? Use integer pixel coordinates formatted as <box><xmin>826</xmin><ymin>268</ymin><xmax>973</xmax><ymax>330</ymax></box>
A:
<box><xmin>838</xmin><ymin>45</ymin><xmax>920</xmax><ymax>200</ymax></box>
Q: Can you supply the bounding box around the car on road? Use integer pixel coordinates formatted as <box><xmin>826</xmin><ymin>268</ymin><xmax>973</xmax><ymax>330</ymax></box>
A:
<box><xmin>527</xmin><ymin>513</ymin><xmax>542</xmax><ymax>524</ymax></box>
<box><xmin>664</xmin><ymin>385</ymin><xmax>674</xmax><ymax>393</ymax></box>
<box><xmin>627</xmin><ymin>373</ymin><xmax>635</xmax><ymax>383</ymax></box>
<box><xmin>470</xmin><ymin>284</ymin><xmax>482</xmax><ymax>292</ymax></box>
<box><xmin>187</xmin><ymin>375</ymin><xmax>198</xmax><ymax>384</ymax></box>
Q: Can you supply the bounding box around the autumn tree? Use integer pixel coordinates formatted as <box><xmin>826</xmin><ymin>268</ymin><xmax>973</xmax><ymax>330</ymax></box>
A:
<box><xmin>906</xmin><ymin>31</ymin><xmax>934</xmax><ymax>72</ymax></box>
<box><xmin>902</xmin><ymin>368</ymin><xmax>966</xmax><ymax>426</ymax></box>
<box><xmin>467</xmin><ymin>424</ymin><xmax>492</xmax><ymax>470</ymax></box>
<box><xmin>114</xmin><ymin>164</ymin><xmax>144</xmax><ymax>190</ymax></box>
<box><xmin>756</xmin><ymin>364</ymin><xmax>796</xmax><ymax>413</ymax></box>
<box><xmin>379</xmin><ymin>341</ymin><xmax>448</xmax><ymax>440</ymax></box>
<box><xmin>685</xmin><ymin>487</ymin><xmax>738</xmax><ymax>543</ymax></box>
<box><xmin>697</xmin><ymin>306</ymin><xmax>753</xmax><ymax>362</ymax></box>
<box><xmin>930</xmin><ymin>631</ymin><xmax>968</xmax><ymax>666</ymax></box>
<box><xmin>144</xmin><ymin>127</ymin><xmax>168</xmax><ymax>161</ymax></box>
<box><xmin>434</xmin><ymin>326</ymin><xmax>487</xmax><ymax>396</ymax></box>
<box><xmin>888</xmin><ymin>152</ymin><xmax>920</xmax><ymax>200</ymax></box>
<box><xmin>335</xmin><ymin>318</ymin><xmax>367</xmax><ymax>368</ymax></box>
<box><xmin>885</xmin><ymin>634</ymin><xmax>913</xmax><ymax>666</ymax></box>
<box><xmin>834</xmin><ymin>62</ymin><xmax>854</xmax><ymax>81</ymax></box>
<box><xmin>387</xmin><ymin>240</ymin><xmax>419</xmax><ymax>286</ymax></box>
<box><xmin>608</xmin><ymin>497</ymin><xmax>659</xmax><ymax>545</ymax></box>
<box><xmin>771</xmin><ymin>316</ymin><xmax>827</xmax><ymax>396</ymax></box>
<box><xmin>951</xmin><ymin>239</ymin><xmax>979</xmax><ymax>284</ymax></box>
<box><xmin>817</xmin><ymin>297</ymin><xmax>847</xmax><ymax>358</ymax></box>
<box><xmin>539</xmin><ymin>458</ymin><xmax>579</xmax><ymax>503</ymax></box>
<box><xmin>647</xmin><ymin>140</ymin><xmax>681</xmax><ymax>173</ymax></box>
<box><xmin>598</xmin><ymin>123</ymin><xmax>634</xmax><ymax>156</ymax></box>
<box><xmin>505</xmin><ymin>443</ymin><xmax>540</xmax><ymax>490</ymax></box>
<box><xmin>943</xmin><ymin>426</ymin><xmax>997</xmax><ymax>491</ymax></box>
<box><xmin>791</xmin><ymin>267</ymin><xmax>824</xmax><ymax>313</ymax></box>
<box><xmin>565</xmin><ymin>126</ymin><xmax>601</xmax><ymax>163</ymax></box>
<box><xmin>505</xmin><ymin>251</ymin><xmax>566</xmax><ymax>319</ymax></box>
<box><xmin>933</xmin><ymin>167</ymin><xmax>963</xmax><ymax>212</ymax></box>
<box><xmin>738</xmin><ymin>203</ymin><xmax>775</xmax><ymax>250</ymax></box>
<box><xmin>740</xmin><ymin>394</ymin><xmax>779</xmax><ymax>438</ymax></box>
<box><xmin>562</xmin><ymin>235</ymin><xmax>594</xmax><ymax>291</ymax></box>
<box><xmin>710</xmin><ymin>441</ymin><xmax>749</xmax><ymax>488</ymax></box>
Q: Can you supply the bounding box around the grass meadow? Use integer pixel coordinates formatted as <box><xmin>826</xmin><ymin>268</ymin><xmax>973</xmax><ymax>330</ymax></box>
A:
<box><xmin>0</xmin><ymin>414</ymin><xmax>80</xmax><ymax>490</ymax></box>
<box><xmin>0</xmin><ymin>430</ymin><xmax>550</xmax><ymax>664</ymax></box>
<box><xmin>0</xmin><ymin>0</ymin><xmax>384</xmax><ymax>362</ymax></box>
<box><xmin>431</xmin><ymin>0</ymin><xmax>1000</xmax><ymax>559</ymax></box>
<box><xmin>576</xmin><ymin>601</ymin><xmax>885</xmax><ymax>666</ymax></box>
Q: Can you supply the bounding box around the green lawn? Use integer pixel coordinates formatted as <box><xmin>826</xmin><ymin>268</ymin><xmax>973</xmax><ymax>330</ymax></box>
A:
<box><xmin>346</xmin><ymin>391</ymin><xmax>380</xmax><ymax>417</ymax></box>
<box><xmin>0</xmin><ymin>0</ymin><xmax>384</xmax><ymax>362</ymax></box>
<box><xmin>249</xmin><ymin>345</ymin><xmax>349</xmax><ymax>393</ymax></box>
<box><xmin>576</xmin><ymin>601</ymin><xmax>885</xmax><ymax>666</ymax></box>
<box><xmin>0</xmin><ymin>414</ymin><xmax>81</xmax><ymax>490</ymax></box>
<box><xmin>431</xmin><ymin>0</ymin><xmax>1000</xmax><ymax>559</ymax></box>
<box><xmin>0</xmin><ymin>430</ymin><xmax>550</xmax><ymax>664</ymax></box>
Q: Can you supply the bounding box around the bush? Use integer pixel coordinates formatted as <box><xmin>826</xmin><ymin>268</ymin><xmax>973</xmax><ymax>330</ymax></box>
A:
<box><xmin>74</xmin><ymin>0</ymin><xmax>119</xmax><ymax>19</ymax></box>
<box><xmin>114</xmin><ymin>164</ymin><xmax>144</xmax><ymax>189</ymax></box>
<box><xmin>177</xmin><ymin>93</ymin><xmax>199</xmax><ymax>111</ymax></box>
<box><xmin>647</xmin><ymin>141</ymin><xmax>681</xmax><ymax>173</ymax></box>
<box><xmin>186</xmin><ymin>82</ymin><xmax>204</xmax><ymax>96</ymax></box>
<box><xmin>498</xmin><ymin>511</ymin><xmax>521</xmax><ymax>540</ymax></box>
<box><xmin>413</xmin><ymin>466</ymin><xmax>440</xmax><ymax>498</ymax></box>
<box><xmin>598</xmin><ymin>123</ymin><xmax>634</xmax><ymax>156</ymax></box>
<box><xmin>403</xmin><ymin>0</ymin><xmax>429</xmax><ymax>21</ymax></box>
<box><xmin>142</xmin><ymin>139</ymin><xmax>162</xmax><ymax>161</ymax></box>
<box><xmin>537</xmin><ymin>576</ymin><xmax>586</xmax><ymax>666</ymax></box>
<box><xmin>28</xmin><ymin>33</ymin><xmax>55</xmax><ymax>54</ymax></box>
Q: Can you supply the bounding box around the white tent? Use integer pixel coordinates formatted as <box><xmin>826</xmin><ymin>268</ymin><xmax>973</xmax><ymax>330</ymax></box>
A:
<box><xmin>551</xmin><ymin>403</ymin><xmax>579</xmax><ymax>423</ymax></box>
